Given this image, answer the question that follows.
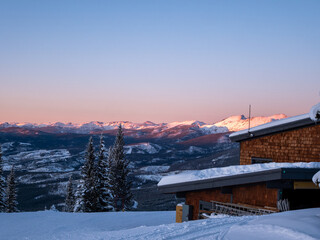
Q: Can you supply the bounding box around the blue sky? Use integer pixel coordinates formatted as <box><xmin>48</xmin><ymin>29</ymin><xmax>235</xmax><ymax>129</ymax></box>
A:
<box><xmin>0</xmin><ymin>0</ymin><xmax>319</xmax><ymax>123</ymax></box>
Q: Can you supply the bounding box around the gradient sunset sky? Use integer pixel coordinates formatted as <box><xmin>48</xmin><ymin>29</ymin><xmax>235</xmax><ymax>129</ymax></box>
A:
<box><xmin>1</xmin><ymin>0</ymin><xmax>319</xmax><ymax>124</ymax></box>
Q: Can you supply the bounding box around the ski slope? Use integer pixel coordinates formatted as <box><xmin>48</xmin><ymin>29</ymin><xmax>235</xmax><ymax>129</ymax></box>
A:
<box><xmin>0</xmin><ymin>208</ymin><xmax>319</xmax><ymax>240</ymax></box>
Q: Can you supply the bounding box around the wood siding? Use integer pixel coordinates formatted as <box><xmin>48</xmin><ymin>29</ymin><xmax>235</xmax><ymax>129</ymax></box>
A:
<box><xmin>185</xmin><ymin>183</ymin><xmax>278</xmax><ymax>220</ymax></box>
<box><xmin>240</xmin><ymin>124</ymin><xmax>320</xmax><ymax>165</ymax></box>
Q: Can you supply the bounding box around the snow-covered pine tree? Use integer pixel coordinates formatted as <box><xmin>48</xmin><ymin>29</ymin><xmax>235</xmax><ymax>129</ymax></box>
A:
<box><xmin>106</xmin><ymin>146</ymin><xmax>114</xmax><ymax>207</ymax></box>
<box><xmin>6</xmin><ymin>166</ymin><xmax>18</xmax><ymax>213</ymax></box>
<box><xmin>73</xmin><ymin>179</ymin><xmax>84</xmax><ymax>212</ymax></box>
<box><xmin>109</xmin><ymin>125</ymin><xmax>133</xmax><ymax>211</ymax></box>
<box><xmin>0</xmin><ymin>145</ymin><xmax>6</xmax><ymax>212</ymax></box>
<box><xmin>80</xmin><ymin>137</ymin><xmax>98</xmax><ymax>212</ymax></box>
<box><xmin>95</xmin><ymin>135</ymin><xmax>112</xmax><ymax>212</ymax></box>
<box><xmin>65</xmin><ymin>176</ymin><xmax>75</xmax><ymax>212</ymax></box>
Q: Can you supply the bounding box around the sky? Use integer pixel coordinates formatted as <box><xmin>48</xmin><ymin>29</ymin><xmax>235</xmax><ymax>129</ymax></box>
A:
<box><xmin>0</xmin><ymin>0</ymin><xmax>320</xmax><ymax>124</ymax></box>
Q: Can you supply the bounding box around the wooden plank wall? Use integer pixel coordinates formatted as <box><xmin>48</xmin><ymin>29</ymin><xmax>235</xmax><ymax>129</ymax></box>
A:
<box><xmin>232</xmin><ymin>183</ymin><xmax>278</xmax><ymax>208</ymax></box>
<box><xmin>185</xmin><ymin>188</ymin><xmax>231</xmax><ymax>220</ymax></box>
<box><xmin>240</xmin><ymin>124</ymin><xmax>320</xmax><ymax>165</ymax></box>
<box><xmin>185</xmin><ymin>183</ymin><xmax>278</xmax><ymax>220</ymax></box>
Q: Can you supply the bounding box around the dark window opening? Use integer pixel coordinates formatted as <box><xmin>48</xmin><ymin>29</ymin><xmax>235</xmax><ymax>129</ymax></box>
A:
<box><xmin>251</xmin><ymin>157</ymin><xmax>273</xmax><ymax>164</ymax></box>
<box><xmin>282</xmin><ymin>189</ymin><xmax>320</xmax><ymax>210</ymax></box>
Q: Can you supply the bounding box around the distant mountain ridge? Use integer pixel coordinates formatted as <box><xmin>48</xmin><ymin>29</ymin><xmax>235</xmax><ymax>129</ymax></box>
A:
<box><xmin>0</xmin><ymin>113</ymin><xmax>287</xmax><ymax>211</ymax></box>
<box><xmin>0</xmin><ymin>114</ymin><xmax>287</xmax><ymax>135</ymax></box>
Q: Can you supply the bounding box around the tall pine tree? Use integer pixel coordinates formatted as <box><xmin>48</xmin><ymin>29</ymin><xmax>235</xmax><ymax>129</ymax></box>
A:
<box><xmin>109</xmin><ymin>125</ymin><xmax>133</xmax><ymax>211</ymax></box>
<box><xmin>0</xmin><ymin>145</ymin><xmax>6</xmax><ymax>212</ymax></box>
<box><xmin>65</xmin><ymin>176</ymin><xmax>75</xmax><ymax>212</ymax></box>
<box><xmin>74</xmin><ymin>137</ymin><xmax>98</xmax><ymax>212</ymax></box>
<box><xmin>82</xmin><ymin>137</ymin><xmax>98</xmax><ymax>212</ymax></box>
<box><xmin>95</xmin><ymin>135</ymin><xmax>112</xmax><ymax>212</ymax></box>
<box><xmin>6</xmin><ymin>166</ymin><xmax>18</xmax><ymax>213</ymax></box>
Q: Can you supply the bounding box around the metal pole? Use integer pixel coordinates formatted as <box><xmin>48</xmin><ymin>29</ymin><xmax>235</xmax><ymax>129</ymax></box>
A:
<box><xmin>248</xmin><ymin>104</ymin><xmax>251</xmax><ymax>133</ymax></box>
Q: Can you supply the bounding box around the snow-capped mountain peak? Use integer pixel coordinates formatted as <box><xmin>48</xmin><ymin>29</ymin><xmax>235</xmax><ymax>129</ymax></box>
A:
<box><xmin>165</xmin><ymin>120</ymin><xmax>205</xmax><ymax>129</ymax></box>
<box><xmin>214</xmin><ymin>114</ymin><xmax>287</xmax><ymax>132</ymax></box>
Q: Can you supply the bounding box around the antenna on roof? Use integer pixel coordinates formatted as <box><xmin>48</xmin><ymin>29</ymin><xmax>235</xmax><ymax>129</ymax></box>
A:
<box><xmin>248</xmin><ymin>104</ymin><xmax>253</xmax><ymax>137</ymax></box>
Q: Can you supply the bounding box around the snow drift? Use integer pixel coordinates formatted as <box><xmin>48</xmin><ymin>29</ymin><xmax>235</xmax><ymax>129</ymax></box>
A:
<box><xmin>309</xmin><ymin>102</ymin><xmax>320</xmax><ymax>122</ymax></box>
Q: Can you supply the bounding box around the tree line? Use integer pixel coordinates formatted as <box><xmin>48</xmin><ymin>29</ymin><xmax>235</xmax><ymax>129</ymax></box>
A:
<box><xmin>65</xmin><ymin>125</ymin><xmax>134</xmax><ymax>212</ymax></box>
<box><xmin>0</xmin><ymin>145</ymin><xmax>18</xmax><ymax>213</ymax></box>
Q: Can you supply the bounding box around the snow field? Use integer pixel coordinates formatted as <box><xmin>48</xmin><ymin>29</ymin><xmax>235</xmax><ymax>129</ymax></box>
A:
<box><xmin>0</xmin><ymin>211</ymin><xmax>175</xmax><ymax>240</ymax></box>
<box><xmin>226</xmin><ymin>208</ymin><xmax>320</xmax><ymax>240</ymax></box>
<box><xmin>0</xmin><ymin>208</ymin><xmax>319</xmax><ymax>240</ymax></box>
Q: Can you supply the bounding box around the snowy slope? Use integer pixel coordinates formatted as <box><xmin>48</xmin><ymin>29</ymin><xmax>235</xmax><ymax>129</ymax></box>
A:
<box><xmin>3</xmin><ymin>149</ymin><xmax>72</xmax><ymax>172</ymax></box>
<box><xmin>225</xmin><ymin>208</ymin><xmax>320</xmax><ymax>240</ymax></box>
<box><xmin>214</xmin><ymin>114</ymin><xmax>287</xmax><ymax>132</ymax></box>
<box><xmin>139</xmin><ymin>165</ymin><xmax>170</xmax><ymax>173</ymax></box>
<box><xmin>124</xmin><ymin>142</ymin><xmax>162</xmax><ymax>154</ymax></box>
<box><xmin>0</xmin><ymin>209</ymin><xmax>319</xmax><ymax>240</ymax></box>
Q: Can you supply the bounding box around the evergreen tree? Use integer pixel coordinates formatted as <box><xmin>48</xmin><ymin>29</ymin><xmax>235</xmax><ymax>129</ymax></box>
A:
<box><xmin>65</xmin><ymin>176</ymin><xmax>75</xmax><ymax>212</ymax></box>
<box><xmin>73</xmin><ymin>179</ymin><xmax>84</xmax><ymax>212</ymax></box>
<box><xmin>109</xmin><ymin>125</ymin><xmax>133</xmax><ymax>211</ymax></box>
<box><xmin>0</xmin><ymin>145</ymin><xmax>6</xmax><ymax>212</ymax></box>
<box><xmin>78</xmin><ymin>137</ymin><xmax>98</xmax><ymax>212</ymax></box>
<box><xmin>95</xmin><ymin>135</ymin><xmax>112</xmax><ymax>212</ymax></box>
<box><xmin>6</xmin><ymin>166</ymin><xmax>18</xmax><ymax>213</ymax></box>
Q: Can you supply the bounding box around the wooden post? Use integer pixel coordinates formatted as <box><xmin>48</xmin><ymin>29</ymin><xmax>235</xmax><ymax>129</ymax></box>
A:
<box><xmin>176</xmin><ymin>205</ymin><xmax>183</xmax><ymax>223</ymax></box>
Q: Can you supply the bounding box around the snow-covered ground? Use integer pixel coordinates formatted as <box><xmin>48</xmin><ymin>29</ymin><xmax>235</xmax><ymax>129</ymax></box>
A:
<box><xmin>0</xmin><ymin>208</ymin><xmax>319</xmax><ymax>240</ymax></box>
<box><xmin>3</xmin><ymin>149</ymin><xmax>72</xmax><ymax>172</ymax></box>
<box><xmin>124</xmin><ymin>142</ymin><xmax>162</xmax><ymax>154</ymax></box>
<box><xmin>6</xmin><ymin>149</ymin><xmax>71</xmax><ymax>162</ymax></box>
<box><xmin>139</xmin><ymin>165</ymin><xmax>170</xmax><ymax>174</ymax></box>
<box><xmin>182</xmin><ymin>146</ymin><xmax>205</xmax><ymax>154</ymax></box>
<box><xmin>136</xmin><ymin>174</ymin><xmax>163</xmax><ymax>183</ymax></box>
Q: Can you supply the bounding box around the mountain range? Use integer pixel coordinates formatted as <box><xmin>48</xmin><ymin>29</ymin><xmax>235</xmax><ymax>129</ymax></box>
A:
<box><xmin>0</xmin><ymin>113</ymin><xmax>286</xmax><ymax>136</ymax></box>
<box><xmin>0</xmin><ymin>114</ymin><xmax>287</xmax><ymax>211</ymax></box>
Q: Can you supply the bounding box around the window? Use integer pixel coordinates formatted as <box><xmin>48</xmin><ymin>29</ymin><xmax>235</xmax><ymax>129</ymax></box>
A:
<box><xmin>251</xmin><ymin>157</ymin><xmax>272</xmax><ymax>164</ymax></box>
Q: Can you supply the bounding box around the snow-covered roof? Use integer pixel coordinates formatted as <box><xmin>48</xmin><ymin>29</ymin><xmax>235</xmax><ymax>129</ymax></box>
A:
<box><xmin>230</xmin><ymin>103</ymin><xmax>320</xmax><ymax>142</ymax></box>
<box><xmin>229</xmin><ymin>114</ymin><xmax>315</xmax><ymax>141</ymax></box>
<box><xmin>312</xmin><ymin>170</ymin><xmax>320</xmax><ymax>187</ymax></box>
<box><xmin>158</xmin><ymin>162</ymin><xmax>320</xmax><ymax>190</ymax></box>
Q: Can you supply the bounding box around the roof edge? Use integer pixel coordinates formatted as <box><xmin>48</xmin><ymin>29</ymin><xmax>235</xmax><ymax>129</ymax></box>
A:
<box><xmin>229</xmin><ymin>114</ymin><xmax>319</xmax><ymax>142</ymax></box>
<box><xmin>158</xmin><ymin>168</ymin><xmax>320</xmax><ymax>194</ymax></box>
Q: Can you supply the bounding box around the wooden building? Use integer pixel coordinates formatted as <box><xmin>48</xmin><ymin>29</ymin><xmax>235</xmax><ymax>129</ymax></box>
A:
<box><xmin>232</xmin><ymin>113</ymin><xmax>320</xmax><ymax>165</ymax></box>
<box><xmin>158</xmin><ymin>111</ymin><xmax>320</xmax><ymax>220</ymax></box>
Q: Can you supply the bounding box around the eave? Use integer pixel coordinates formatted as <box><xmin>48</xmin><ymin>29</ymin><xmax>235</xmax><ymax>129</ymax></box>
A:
<box><xmin>158</xmin><ymin>168</ymin><xmax>320</xmax><ymax>194</ymax></box>
<box><xmin>229</xmin><ymin>114</ymin><xmax>319</xmax><ymax>142</ymax></box>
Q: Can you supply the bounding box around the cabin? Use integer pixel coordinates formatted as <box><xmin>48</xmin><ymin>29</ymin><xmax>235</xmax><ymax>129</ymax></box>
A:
<box><xmin>158</xmin><ymin>105</ymin><xmax>320</xmax><ymax>221</ymax></box>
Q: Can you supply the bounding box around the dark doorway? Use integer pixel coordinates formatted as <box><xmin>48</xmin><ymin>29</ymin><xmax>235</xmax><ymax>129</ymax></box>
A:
<box><xmin>282</xmin><ymin>189</ymin><xmax>320</xmax><ymax>210</ymax></box>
